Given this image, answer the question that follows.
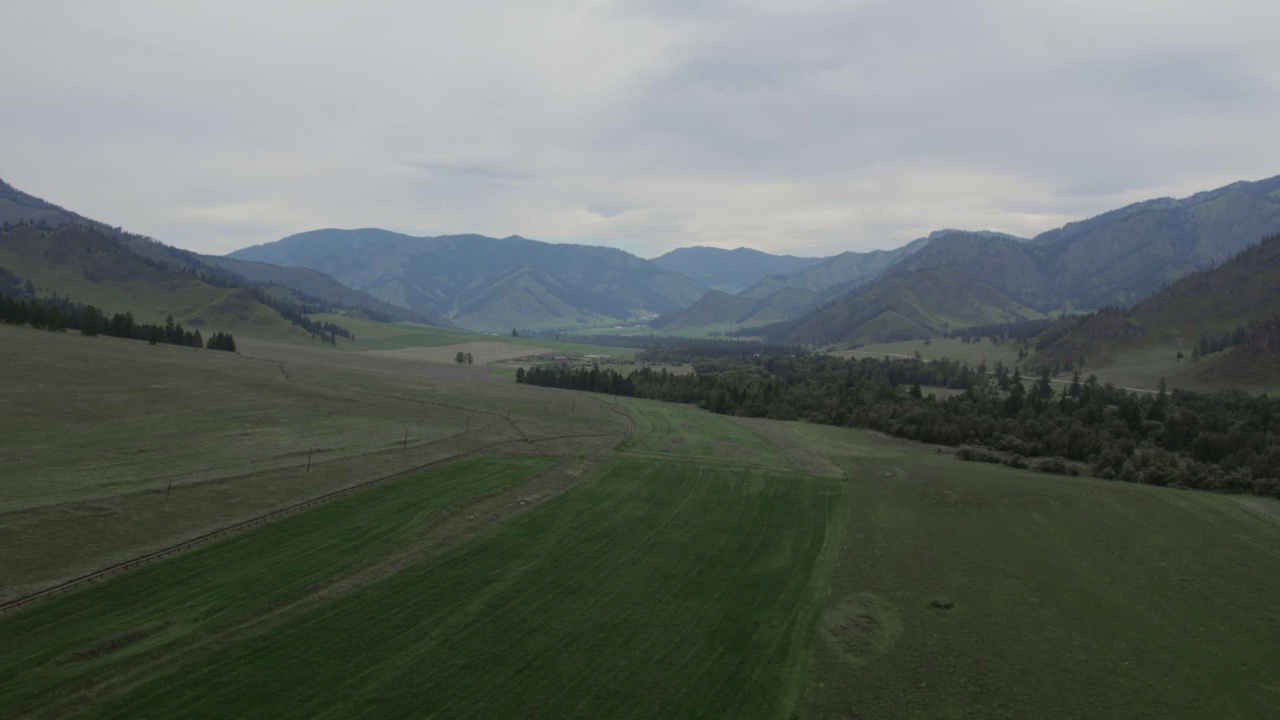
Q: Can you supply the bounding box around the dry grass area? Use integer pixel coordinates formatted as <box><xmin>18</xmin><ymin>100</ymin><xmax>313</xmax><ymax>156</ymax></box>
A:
<box><xmin>0</xmin><ymin>327</ymin><xmax>625</xmax><ymax>602</ymax></box>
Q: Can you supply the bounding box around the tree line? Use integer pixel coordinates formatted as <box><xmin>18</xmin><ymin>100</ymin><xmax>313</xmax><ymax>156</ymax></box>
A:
<box><xmin>243</xmin><ymin>286</ymin><xmax>354</xmax><ymax>345</ymax></box>
<box><xmin>517</xmin><ymin>350</ymin><xmax>1280</xmax><ymax>499</ymax></box>
<box><xmin>2</xmin><ymin>222</ymin><xmax>354</xmax><ymax>345</ymax></box>
<box><xmin>0</xmin><ymin>288</ymin><xmax>236</xmax><ymax>352</ymax></box>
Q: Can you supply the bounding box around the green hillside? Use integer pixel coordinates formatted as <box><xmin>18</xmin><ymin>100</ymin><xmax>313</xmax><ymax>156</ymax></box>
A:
<box><xmin>202</xmin><ymin>255</ymin><xmax>452</xmax><ymax>327</ymax></box>
<box><xmin>1033</xmin><ymin>233</ymin><xmax>1280</xmax><ymax>390</ymax></box>
<box><xmin>0</xmin><ymin>224</ymin><xmax>304</xmax><ymax>339</ymax></box>
<box><xmin>774</xmin><ymin>265</ymin><xmax>1043</xmax><ymax>345</ymax></box>
<box><xmin>0</xmin><ymin>178</ymin><xmax>450</xmax><ymax>344</ymax></box>
<box><xmin>889</xmin><ymin>231</ymin><xmax>1055</xmax><ymax>309</ymax></box>
<box><xmin>648</xmin><ymin>290</ymin><xmax>757</xmax><ymax>332</ymax></box>
<box><xmin>649</xmin><ymin>239</ymin><xmax>929</xmax><ymax>334</ymax></box>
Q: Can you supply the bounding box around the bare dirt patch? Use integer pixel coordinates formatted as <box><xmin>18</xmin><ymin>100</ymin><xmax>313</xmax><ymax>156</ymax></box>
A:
<box><xmin>923</xmin><ymin>488</ymin><xmax>980</xmax><ymax>508</ymax></box>
<box><xmin>819</xmin><ymin>592</ymin><xmax>901</xmax><ymax>666</ymax></box>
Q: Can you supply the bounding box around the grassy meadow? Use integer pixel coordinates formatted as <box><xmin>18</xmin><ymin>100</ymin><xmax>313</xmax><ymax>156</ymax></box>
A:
<box><xmin>58</xmin><ymin>459</ymin><xmax>848</xmax><ymax>719</ymax></box>
<box><xmin>314</xmin><ymin>313</ymin><xmax>640</xmax><ymax>359</ymax></box>
<box><xmin>0</xmin><ymin>325</ymin><xmax>626</xmax><ymax>601</ymax></box>
<box><xmin>850</xmin><ymin>336</ymin><xmax>1280</xmax><ymax>396</ymax></box>
<box><xmin>841</xmin><ymin>338</ymin><xmax>1024</xmax><ymax>369</ymax></box>
<box><xmin>617</xmin><ymin>396</ymin><xmax>790</xmax><ymax>467</ymax></box>
<box><xmin>2</xmin><ymin>323</ymin><xmax>1279</xmax><ymax>718</ymax></box>
<box><xmin>807</xmin><ymin>450</ymin><xmax>1280</xmax><ymax>719</ymax></box>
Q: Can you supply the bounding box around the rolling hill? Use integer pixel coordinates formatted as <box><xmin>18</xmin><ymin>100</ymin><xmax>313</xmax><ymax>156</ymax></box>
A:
<box><xmin>201</xmin><ymin>255</ymin><xmax>451</xmax><ymax>326</ymax></box>
<box><xmin>0</xmin><ymin>222</ymin><xmax>300</xmax><ymax>339</ymax></box>
<box><xmin>770</xmin><ymin>264</ymin><xmax>1043</xmax><ymax>346</ymax></box>
<box><xmin>229</xmin><ymin>229</ymin><xmax>708</xmax><ymax>331</ymax></box>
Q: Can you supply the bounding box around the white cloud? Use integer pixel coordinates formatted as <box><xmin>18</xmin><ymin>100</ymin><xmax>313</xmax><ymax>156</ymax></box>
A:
<box><xmin>1</xmin><ymin>0</ymin><xmax>1278</xmax><ymax>258</ymax></box>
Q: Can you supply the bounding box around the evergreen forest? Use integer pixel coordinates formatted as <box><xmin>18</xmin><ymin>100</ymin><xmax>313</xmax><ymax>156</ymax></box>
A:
<box><xmin>518</xmin><ymin>349</ymin><xmax>1280</xmax><ymax>498</ymax></box>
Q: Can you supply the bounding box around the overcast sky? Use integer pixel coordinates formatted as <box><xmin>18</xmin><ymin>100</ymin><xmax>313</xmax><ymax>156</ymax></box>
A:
<box><xmin>3</xmin><ymin>1</ymin><xmax>1279</xmax><ymax>258</ymax></box>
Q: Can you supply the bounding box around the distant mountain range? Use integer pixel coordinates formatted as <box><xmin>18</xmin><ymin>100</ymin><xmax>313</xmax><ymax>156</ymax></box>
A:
<box><xmin>7</xmin><ymin>169</ymin><xmax>1280</xmax><ymax>362</ymax></box>
<box><xmin>229</xmin><ymin>229</ymin><xmax>708</xmax><ymax>332</ymax></box>
<box><xmin>653</xmin><ymin>237</ymin><xmax>942</xmax><ymax>333</ymax></box>
<box><xmin>649</xmin><ymin>246</ymin><xmax>828</xmax><ymax>294</ymax></box>
<box><xmin>728</xmin><ymin>176</ymin><xmax>1280</xmax><ymax>345</ymax></box>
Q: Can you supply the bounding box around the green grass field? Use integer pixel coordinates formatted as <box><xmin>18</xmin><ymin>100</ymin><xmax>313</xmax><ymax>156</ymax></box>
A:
<box><xmin>0</xmin><ymin>326</ymin><xmax>626</xmax><ymax>601</ymax></box>
<box><xmin>314</xmin><ymin>314</ymin><xmax>639</xmax><ymax>359</ymax></box>
<box><xmin>4</xmin><ymin>457</ymin><xmax>849</xmax><ymax>720</ymax></box>
<box><xmin>807</xmin><ymin>451</ymin><xmax>1280</xmax><ymax>719</ymax></box>
<box><xmin>839</xmin><ymin>338</ymin><xmax>1024</xmax><ymax>368</ymax></box>
<box><xmin>0</xmin><ymin>458</ymin><xmax>551</xmax><ymax>718</ymax></box>
<box><xmin>616</xmin><ymin>396</ymin><xmax>789</xmax><ymax>467</ymax></box>
<box><xmin>1069</xmin><ymin>342</ymin><xmax>1280</xmax><ymax>395</ymax></box>
<box><xmin>4</xmin><ymin>324</ymin><xmax>1280</xmax><ymax>719</ymax></box>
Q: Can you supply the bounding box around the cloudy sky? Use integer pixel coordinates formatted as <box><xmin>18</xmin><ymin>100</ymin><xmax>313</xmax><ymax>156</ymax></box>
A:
<box><xmin>3</xmin><ymin>1</ymin><xmax>1278</xmax><ymax>258</ymax></box>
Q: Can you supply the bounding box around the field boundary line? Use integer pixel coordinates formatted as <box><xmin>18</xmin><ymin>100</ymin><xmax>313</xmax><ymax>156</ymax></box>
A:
<box><xmin>0</xmin><ymin>405</ymin><xmax>636</xmax><ymax>616</ymax></box>
<box><xmin>0</xmin><ymin>453</ymin><xmax>480</xmax><ymax>615</ymax></box>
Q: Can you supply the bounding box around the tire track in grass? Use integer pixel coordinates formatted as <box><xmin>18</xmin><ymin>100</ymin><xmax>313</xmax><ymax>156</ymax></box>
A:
<box><xmin>75</xmin><ymin>459</ymin><xmax>851</xmax><ymax>720</ymax></box>
<box><xmin>0</xmin><ymin>459</ymin><xmax>566</xmax><ymax>720</ymax></box>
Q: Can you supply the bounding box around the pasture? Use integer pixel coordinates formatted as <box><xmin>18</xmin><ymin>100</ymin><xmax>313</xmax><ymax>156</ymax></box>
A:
<box><xmin>313</xmin><ymin>313</ymin><xmax>639</xmax><ymax>359</ymax></box>
<box><xmin>0</xmin><ymin>458</ymin><xmax>553</xmax><ymax>717</ymax></box>
<box><xmin>806</xmin><ymin>451</ymin><xmax>1280</xmax><ymax>719</ymax></box>
<box><xmin>839</xmin><ymin>338</ymin><xmax>1024</xmax><ymax>369</ymax></box>
<box><xmin>38</xmin><ymin>459</ymin><xmax>847</xmax><ymax>719</ymax></box>
<box><xmin>3</xmin><ymin>324</ymin><xmax>1279</xmax><ymax>719</ymax></box>
<box><xmin>616</xmin><ymin>396</ymin><xmax>789</xmax><ymax>467</ymax></box>
<box><xmin>0</xmin><ymin>326</ymin><xmax>625</xmax><ymax>601</ymax></box>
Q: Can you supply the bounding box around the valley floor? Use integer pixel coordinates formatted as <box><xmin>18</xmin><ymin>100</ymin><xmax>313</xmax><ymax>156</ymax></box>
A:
<box><xmin>2</xmin><ymin>326</ymin><xmax>1279</xmax><ymax>718</ymax></box>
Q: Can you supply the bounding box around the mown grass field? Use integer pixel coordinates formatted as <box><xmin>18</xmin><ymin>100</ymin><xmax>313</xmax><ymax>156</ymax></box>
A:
<box><xmin>44</xmin><ymin>459</ymin><xmax>848</xmax><ymax>719</ymax></box>
<box><xmin>616</xmin><ymin>396</ymin><xmax>789</xmax><ymax>467</ymax></box>
<box><xmin>0</xmin><ymin>458</ymin><xmax>551</xmax><ymax>718</ymax></box>
<box><xmin>4</xmin><ymin>325</ymin><xmax>1280</xmax><ymax>719</ymax></box>
<box><xmin>806</xmin><ymin>450</ymin><xmax>1280</xmax><ymax>719</ymax></box>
